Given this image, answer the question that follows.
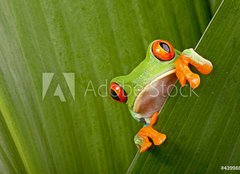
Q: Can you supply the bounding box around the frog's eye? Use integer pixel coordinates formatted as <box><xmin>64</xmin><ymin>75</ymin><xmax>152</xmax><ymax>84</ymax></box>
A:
<box><xmin>152</xmin><ymin>40</ymin><xmax>175</xmax><ymax>61</ymax></box>
<box><xmin>109</xmin><ymin>82</ymin><xmax>127</xmax><ymax>103</ymax></box>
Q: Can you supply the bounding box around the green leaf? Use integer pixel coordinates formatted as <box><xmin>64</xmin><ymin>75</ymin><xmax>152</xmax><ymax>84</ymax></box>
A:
<box><xmin>0</xmin><ymin>0</ymin><xmax>211</xmax><ymax>173</ymax></box>
<box><xmin>0</xmin><ymin>112</ymin><xmax>26</xmax><ymax>173</ymax></box>
<box><xmin>128</xmin><ymin>1</ymin><xmax>240</xmax><ymax>173</ymax></box>
<box><xmin>209</xmin><ymin>0</ymin><xmax>223</xmax><ymax>15</ymax></box>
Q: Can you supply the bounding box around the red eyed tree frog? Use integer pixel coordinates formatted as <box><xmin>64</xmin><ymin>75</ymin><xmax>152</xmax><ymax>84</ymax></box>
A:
<box><xmin>109</xmin><ymin>40</ymin><xmax>213</xmax><ymax>153</ymax></box>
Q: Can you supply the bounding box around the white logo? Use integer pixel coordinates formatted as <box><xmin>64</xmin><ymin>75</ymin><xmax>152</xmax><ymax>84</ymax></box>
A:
<box><xmin>42</xmin><ymin>73</ymin><xmax>75</xmax><ymax>102</ymax></box>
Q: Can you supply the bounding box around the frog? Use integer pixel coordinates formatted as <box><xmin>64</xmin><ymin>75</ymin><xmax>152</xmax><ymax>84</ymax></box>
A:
<box><xmin>109</xmin><ymin>39</ymin><xmax>213</xmax><ymax>153</ymax></box>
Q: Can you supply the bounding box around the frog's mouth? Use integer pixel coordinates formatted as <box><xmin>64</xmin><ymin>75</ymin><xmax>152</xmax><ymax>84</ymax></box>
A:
<box><xmin>133</xmin><ymin>69</ymin><xmax>177</xmax><ymax>121</ymax></box>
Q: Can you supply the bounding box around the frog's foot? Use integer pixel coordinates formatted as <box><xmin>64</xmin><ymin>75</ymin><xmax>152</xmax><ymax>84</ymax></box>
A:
<box><xmin>174</xmin><ymin>49</ymin><xmax>213</xmax><ymax>89</ymax></box>
<box><xmin>134</xmin><ymin>134</ymin><xmax>152</xmax><ymax>153</ymax></box>
<box><xmin>135</xmin><ymin>112</ymin><xmax>166</xmax><ymax>153</ymax></box>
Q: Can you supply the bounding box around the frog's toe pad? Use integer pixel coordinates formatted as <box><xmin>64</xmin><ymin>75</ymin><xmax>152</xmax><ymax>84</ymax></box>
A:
<box><xmin>152</xmin><ymin>133</ymin><xmax>166</xmax><ymax>146</ymax></box>
<box><xmin>188</xmin><ymin>73</ymin><xmax>200</xmax><ymax>89</ymax></box>
<box><xmin>140</xmin><ymin>141</ymin><xmax>152</xmax><ymax>153</ymax></box>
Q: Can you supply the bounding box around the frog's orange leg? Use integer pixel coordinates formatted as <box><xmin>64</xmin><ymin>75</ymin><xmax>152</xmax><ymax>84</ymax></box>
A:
<box><xmin>174</xmin><ymin>52</ymin><xmax>213</xmax><ymax>89</ymax></box>
<box><xmin>136</xmin><ymin>112</ymin><xmax>166</xmax><ymax>153</ymax></box>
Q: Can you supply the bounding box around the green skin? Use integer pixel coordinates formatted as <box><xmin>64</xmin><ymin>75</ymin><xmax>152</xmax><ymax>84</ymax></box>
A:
<box><xmin>110</xmin><ymin>40</ymin><xmax>210</xmax><ymax>145</ymax></box>
<box><xmin>111</xmin><ymin>41</ymin><xmax>181</xmax><ymax>121</ymax></box>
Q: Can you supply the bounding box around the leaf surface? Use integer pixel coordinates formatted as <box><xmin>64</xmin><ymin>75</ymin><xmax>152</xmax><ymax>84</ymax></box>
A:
<box><xmin>0</xmin><ymin>0</ymin><xmax>211</xmax><ymax>173</ymax></box>
<box><xmin>128</xmin><ymin>1</ymin><xmax>240</xmax><ymax>173</ymax></box>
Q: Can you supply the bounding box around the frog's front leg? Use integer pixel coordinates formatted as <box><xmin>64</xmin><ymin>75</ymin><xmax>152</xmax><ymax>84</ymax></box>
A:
<box><xmin>174</xmin><ymin>48</ymin><xmax>213</xmax><ymax>89</ymax></box>
<box><xmin>134</xmin><ymin>112</ymin><xmax>166</xmax><ymax>153</ymax></box>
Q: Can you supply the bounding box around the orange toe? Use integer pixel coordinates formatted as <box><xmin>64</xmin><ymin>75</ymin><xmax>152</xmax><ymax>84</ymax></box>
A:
<box><xmin>176</xmin><ymin>70</ymin><xmax>186</xmax><ymax>87</ymax></box>
<box><xmin>138</xmin><ymin>125</ymin><xmax>166</xmax><ymax>151</ymax></box>
<box><xmin>188</xmin><ymin>57</ymin><xmax>213</xmax><ymax>75</ymax></box>
<box><xmin>151</xmin><ymin>133</ymin><xmax>166</xmax><ymax>146</ymax></box>
<box><xmin>140</xmin><ymin>138</ymin><xmax>152</xmax><ymax>153</ymax></box>
<box><xmin>175</xmin><ymin>54</ymin><xmax>201</xmax><ymax>89</ymax></box>
<box><xmin>187</xmin><ymin>73</ymin><xmax>200</xmax><ymax>89</ymax></box>
<box><xmin>198</xmin><ymin>63</ymin><xmax>213</xmax><ymax>75</ymax></box>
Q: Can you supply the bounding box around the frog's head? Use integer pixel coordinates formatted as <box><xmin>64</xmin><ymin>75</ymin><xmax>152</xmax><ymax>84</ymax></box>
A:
<box><xmin>109</xmin><ymin>40</ymin><xmax>180</xmax><ymax>123</ymax></box>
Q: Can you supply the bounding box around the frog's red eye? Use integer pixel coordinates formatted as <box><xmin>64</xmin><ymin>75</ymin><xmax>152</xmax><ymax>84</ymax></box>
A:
<box><xmin>109</xmin><ymin>82</ymin><xmax>127</xmax><ymax>103</ymax></box>
<box><xmin>152</xmin><ymin>40</ymin><xmax>175</xmax><ymax>61</ymax></box>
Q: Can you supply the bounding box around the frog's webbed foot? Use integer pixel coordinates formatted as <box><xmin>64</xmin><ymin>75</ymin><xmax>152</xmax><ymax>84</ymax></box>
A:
<box><xmin>134</xmin><ymin>112</ymin><xmax>166</xmax><ymax>153</ymax></box>
<box><xmin>174</xmin><ymin>48</ymin><xmax>213</xmax><ymax>89</ymax></box>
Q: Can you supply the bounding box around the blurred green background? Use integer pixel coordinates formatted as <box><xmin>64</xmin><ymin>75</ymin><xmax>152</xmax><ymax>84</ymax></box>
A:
<box><xmin>1</xmin><ymin>0</ymin><xmax>240</xmax><ymax>173</ymax></box>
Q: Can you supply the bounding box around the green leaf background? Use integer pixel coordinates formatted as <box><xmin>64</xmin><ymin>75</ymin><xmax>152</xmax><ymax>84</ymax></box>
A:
<box><xmin>128</xmin><ymin>0</ymin><xmax>240</xmax><ymax>173</ymax></box>
<box><xmin>0</xmin><ymin>0</ymin><xmax>239</xmax><ymax>173</ymax></box>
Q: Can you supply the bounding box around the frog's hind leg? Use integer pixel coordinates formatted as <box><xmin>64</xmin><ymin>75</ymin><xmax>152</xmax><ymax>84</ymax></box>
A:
<box><xmin>138</xmin><ymin>124</ymin><xmax>166</xmax><ymax>146</ymax></box>
<box><xmin>135</xmin><ymin>112</ymin><xmax>166</xmax><ymax>153</ymax></box>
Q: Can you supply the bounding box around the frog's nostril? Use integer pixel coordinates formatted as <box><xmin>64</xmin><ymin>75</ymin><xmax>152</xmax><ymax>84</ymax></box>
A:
<box><xmin>109</xmin><ymin>82</ymin><xmax>127</xmax><ymax>103</ymax></box>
